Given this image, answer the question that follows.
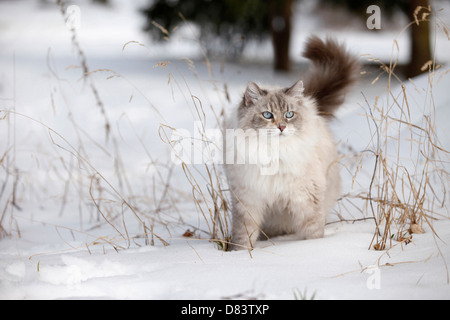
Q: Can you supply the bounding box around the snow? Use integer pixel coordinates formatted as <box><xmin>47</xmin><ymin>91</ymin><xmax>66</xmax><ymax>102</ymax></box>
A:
<box><xmin>0</xmin><ymin>0</ymin><xmax>449</xmax><ymax>300</ymax></box>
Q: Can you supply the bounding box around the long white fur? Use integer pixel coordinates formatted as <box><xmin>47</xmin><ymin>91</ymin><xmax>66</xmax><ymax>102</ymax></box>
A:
<box><xmin>225</xmin><ymin>90</ymin><xmax>341</xmax><ymax>251</ymax></box>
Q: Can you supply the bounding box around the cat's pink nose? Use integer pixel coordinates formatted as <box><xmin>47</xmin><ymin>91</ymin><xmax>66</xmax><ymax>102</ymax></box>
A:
<box><xmin>278</xmin><ymin>125</ymin><xmax>286</xmax><ymax>132</ymax></box>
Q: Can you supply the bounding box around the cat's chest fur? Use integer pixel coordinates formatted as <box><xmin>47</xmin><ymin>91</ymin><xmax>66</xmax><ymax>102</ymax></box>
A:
<box><xmin>230</xmin><ymin>135</ymin><xmax>318</xmax><ymax>197</ymax></box>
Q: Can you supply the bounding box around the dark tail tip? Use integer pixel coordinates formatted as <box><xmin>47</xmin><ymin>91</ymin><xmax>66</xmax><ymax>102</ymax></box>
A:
<box><xmin>303</xmin><ymin>36</ymin><xmax>360</xmax><ymax>118</ymax></box>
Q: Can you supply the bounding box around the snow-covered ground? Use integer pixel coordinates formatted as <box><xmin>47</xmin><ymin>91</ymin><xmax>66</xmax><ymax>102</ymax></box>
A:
<box><xmin>0</xmin><ymin>0</ymin><xmax>449</xmax><ymax>300</ymax></box>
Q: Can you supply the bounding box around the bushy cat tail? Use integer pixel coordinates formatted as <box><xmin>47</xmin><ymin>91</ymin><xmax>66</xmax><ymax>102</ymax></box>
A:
<box><xmin>303</xmin><ymin>36</ymin><xmax>360</xmax><ymax>118</ymax></box>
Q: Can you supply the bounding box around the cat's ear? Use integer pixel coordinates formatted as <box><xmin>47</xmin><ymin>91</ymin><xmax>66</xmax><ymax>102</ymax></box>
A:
<box><xmin>244</xmin><ymin>82</ymin><xmax>265</xmax><ymax>107</ymax></box>
<box><xmin>285</xmin><ymin>80</ymin><xmax>304</xmax><ymax>98</ymax></box>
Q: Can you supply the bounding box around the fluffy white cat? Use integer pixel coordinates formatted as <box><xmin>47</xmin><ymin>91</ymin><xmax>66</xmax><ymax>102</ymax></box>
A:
<box><xmin>224</xmin><ymin>36</ymin><xmax>360</xmax><ymax>251</ymax></box>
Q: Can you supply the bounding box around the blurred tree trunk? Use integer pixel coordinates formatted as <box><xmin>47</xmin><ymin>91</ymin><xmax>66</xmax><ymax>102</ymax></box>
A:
<box><xmin>406</xmin><ymin>0</ymin><xmax>432</xmax><ymax>78</ymax></box>
<box><xmin>268</xmin><ymin>0</ymin><xmax>293</xmax><ymax>72</ymax></box>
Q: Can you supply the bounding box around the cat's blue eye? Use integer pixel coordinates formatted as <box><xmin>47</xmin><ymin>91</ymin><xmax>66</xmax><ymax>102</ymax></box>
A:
<box><xmin>262</xmin><ymin>112</ymin><xmax>273</xmax><ymax>119</ymax></box>
<box><xmin>285</xmin><ymin>111</ymin><xmax>294</xmax><ymax>119</ymax></box>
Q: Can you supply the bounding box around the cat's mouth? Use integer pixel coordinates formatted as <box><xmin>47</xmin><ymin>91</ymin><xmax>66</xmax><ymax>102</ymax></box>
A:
<box><xmin>266</xmin><ymin>128</ymin><xmax>295</xmax><ymax>137</ymax></box>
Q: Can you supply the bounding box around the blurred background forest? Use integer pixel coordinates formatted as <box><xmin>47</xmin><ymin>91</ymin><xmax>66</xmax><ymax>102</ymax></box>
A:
<box><xmin>12</xmin><ymin>0</ymin><xmax>444</xmax><ymax>79</ymax></box>
<box><xmin>140</xmin><ymin>0</ymin><xmax>436</xmax><ymax>77</ymax></box>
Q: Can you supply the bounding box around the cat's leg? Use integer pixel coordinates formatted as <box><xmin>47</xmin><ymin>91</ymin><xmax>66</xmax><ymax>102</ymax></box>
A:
<box><xmin>300</xmin><ymin>162</ymin><xmax>340</xmax><ymax>240</ymax></box>
<box><xmin>288</xmin><ymin>204</ymin><xmax>325</xmax><ymax>240</ymax></box>
<box><xmin>298</xmin><ymin>212</ymin><xmax>326</xmax><ymax>240</ymax></box>
<box><xmin>229</xmin><ymin>198</ymin><xmax>264</xmax><ymax>251</ymax></box>
<box><xmin>289</xmin><ymin>183</ymin><xmax>327</xmax><ymax>241</ymax></box>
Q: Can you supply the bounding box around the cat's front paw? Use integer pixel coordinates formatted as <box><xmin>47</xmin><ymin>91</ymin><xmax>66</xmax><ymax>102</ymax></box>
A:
<box><xmin>227</xmin><ymin>242</ymin><xmax>251</xmax><ymax>252</ymax></box>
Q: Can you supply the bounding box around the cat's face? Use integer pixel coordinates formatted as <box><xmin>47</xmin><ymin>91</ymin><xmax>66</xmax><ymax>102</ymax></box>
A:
<box><xmin>238</xmin><ymin>81</ymin><xmax>309</xmax><ymax>139</ymax></box>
